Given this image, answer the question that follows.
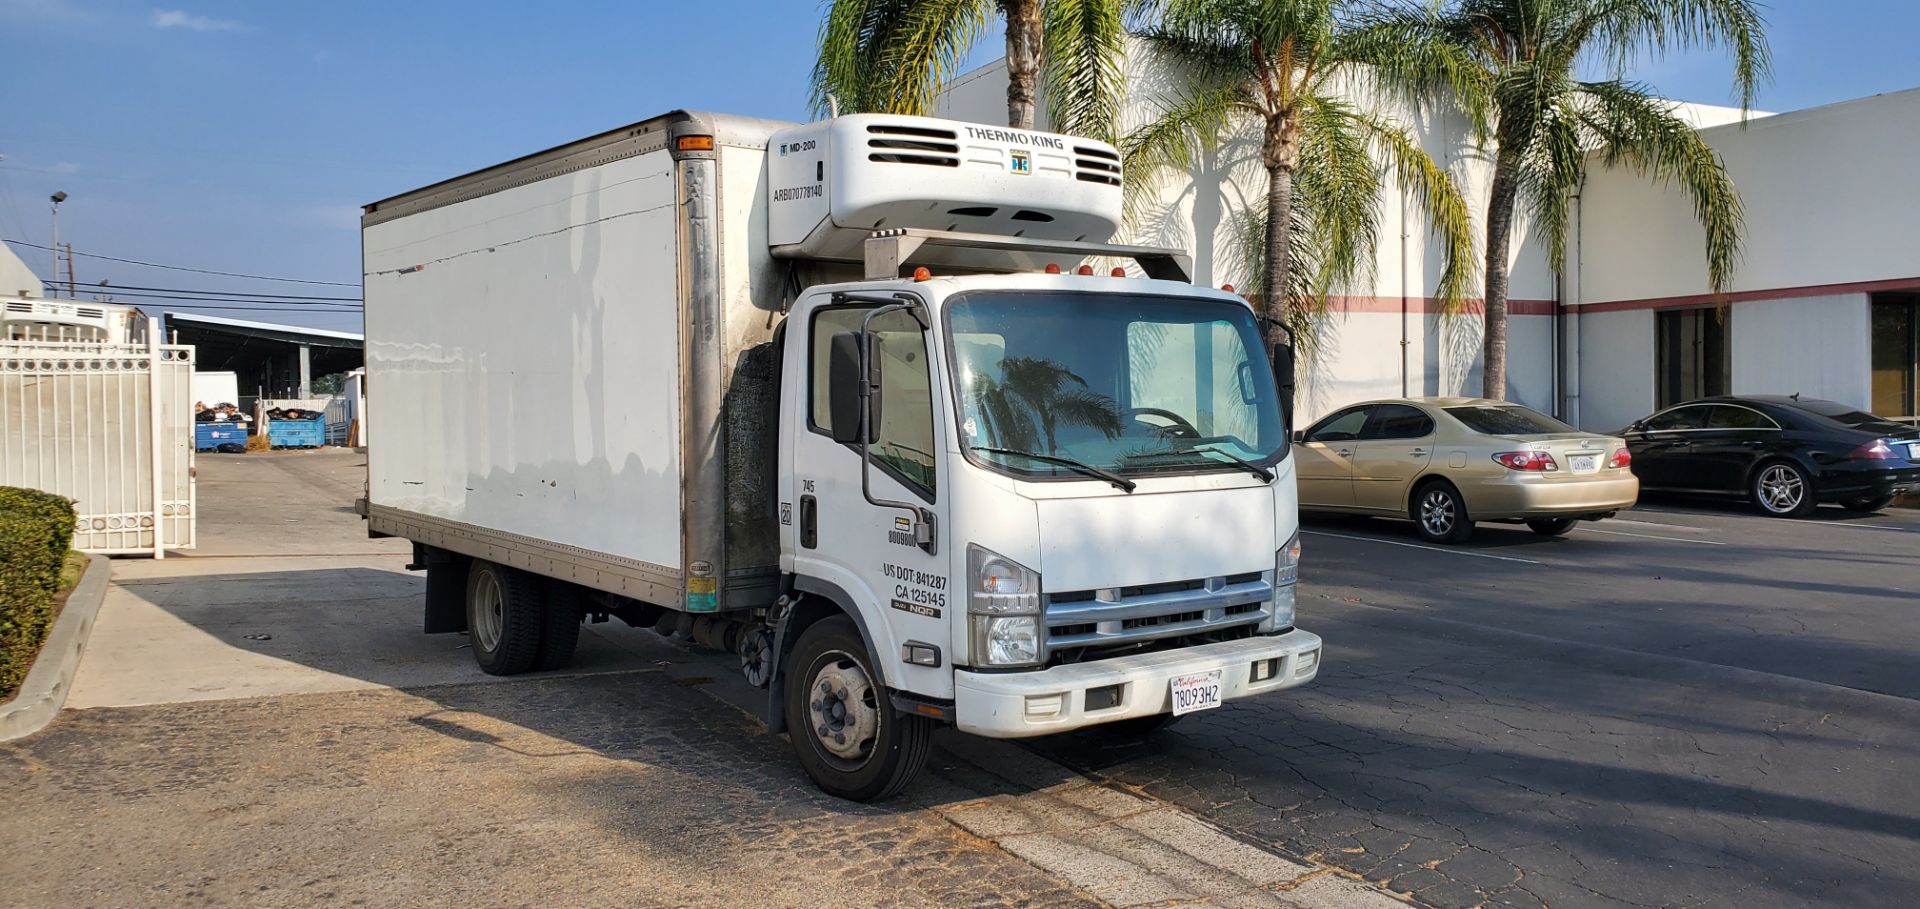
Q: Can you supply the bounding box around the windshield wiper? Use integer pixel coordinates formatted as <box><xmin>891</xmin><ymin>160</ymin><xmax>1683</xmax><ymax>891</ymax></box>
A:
<box><xmin>1188</xmin><ymin>445</ymin><xmax>1275</xmax><ymax>482</ymax></box>
<box><xmin>1126</xmin><ymin>445</ymin><xmax>1275</xmax><ymax>482</ymax></box>
<box><xmin>972</xmin><ymin>447</ymin><xmax>1137</xmax><ymax>492</ymax></box>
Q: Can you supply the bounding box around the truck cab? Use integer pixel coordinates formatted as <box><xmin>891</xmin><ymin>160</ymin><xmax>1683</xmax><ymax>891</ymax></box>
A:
<box><xmin>771</xmin><ymin>268</ymin><xmax>1318</xmax><ymax>799</ymax></box>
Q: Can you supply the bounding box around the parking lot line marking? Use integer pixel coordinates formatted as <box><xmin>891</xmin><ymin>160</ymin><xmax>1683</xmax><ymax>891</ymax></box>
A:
<box><xmin>1575</xmin><ymin>527</ymin><xmax>1726</xmax><ymax>545</ymax></box>
<box><xmin>1633</xmin><ymin>506</ymin><xmax>1915</xmax><ymax>532</ymax></box>
<box><xmin>1301</xmin><ymin>530</ymin><xmax>1541</xmax><ymax>564</ymax></box>
<box><xmin>1608</xmin><ymin>518</ymin><xmax>1711</xmax><ymax>533</ymax></box>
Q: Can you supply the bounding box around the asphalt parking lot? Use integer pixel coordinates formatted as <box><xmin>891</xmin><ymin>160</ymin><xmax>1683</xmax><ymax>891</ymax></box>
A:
<box><xmin>1033</xmin><ymin>499</ymin><xmax>1920</xmax><ymax>908</ymax></box>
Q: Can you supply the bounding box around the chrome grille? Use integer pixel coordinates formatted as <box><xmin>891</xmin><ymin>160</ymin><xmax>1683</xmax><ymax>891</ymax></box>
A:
<box><xmin>1044</xmin><ymin>572</ymin><xmax>1272</xmax><ymax>650</ymax></box>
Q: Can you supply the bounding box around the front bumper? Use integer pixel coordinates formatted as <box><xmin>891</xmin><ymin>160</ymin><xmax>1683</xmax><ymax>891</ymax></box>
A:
<box><xmin>1469</xmin><ymin>472</ymin><xmax>1639</xmax><ymax>520</ymax></box>
<box><xmin>953</xmin><ymin>630</ymin><xmax>1323</xmax><ymax>738</ymax></box>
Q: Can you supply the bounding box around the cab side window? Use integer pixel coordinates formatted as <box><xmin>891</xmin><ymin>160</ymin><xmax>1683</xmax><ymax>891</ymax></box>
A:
<box><xmin>809</xmin><ymin>307</ymin><xmax>937</xmax><ymax>498</ymax></box>
<box><xmin>1306</xmin><ymin>406</ymin><xmax>1371</xmax><ymax>443</ymax></box>
<box><xmin>1361</xmin><ymin>404</ymin><xmax>1435</xmax><ymax>440</ymax></box>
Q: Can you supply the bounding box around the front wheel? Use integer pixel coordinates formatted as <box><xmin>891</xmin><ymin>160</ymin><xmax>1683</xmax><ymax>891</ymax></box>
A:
<box><xmin>1840</xmin><ymin>495</ymin><xmax>1895</xmax><ymax>513</ymax></box>
<box><xmin>784</xmin><ymin>616</ymin><xmax>932</xmax><ymax>802</ymax></box>
<box><xmin>1526</xmin><ymin>517</ymin><xmax>1576</xmax><ymax>536</ymax></box>
<box><xmin>1412</xmin><ymin>481</ymin><xmax>1474</xmax><ymax>544</ymax></box>
<box><xmin>1752</xmin><ymin>462</ymin><xmax>1816</xmax><ymax>517</ymax></box>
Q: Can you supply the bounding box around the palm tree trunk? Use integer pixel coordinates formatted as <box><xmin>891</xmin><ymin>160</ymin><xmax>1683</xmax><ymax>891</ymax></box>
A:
<box><xmin>1002</xmin><ymin>0</ymin><xmax>1042</xmax><ymax>129</ymax></box>
<box><xmin>1260</xmin><ymin>115</ymin><xmax>1300</xmax><ymax>350</ymax></box>
<box><xmin>1481</xmin><ymin>148</ymin><xmax>1521</xmax><ymax>401</ymax></box>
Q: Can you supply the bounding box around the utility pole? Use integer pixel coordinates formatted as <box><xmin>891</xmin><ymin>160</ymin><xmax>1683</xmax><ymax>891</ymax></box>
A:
<box><xmin>49</xmin><ymin>191</ymin><xmax>67</xmax><ymax>298</ymax></box>
<box><xmin>62</xmin><ymin>242</ymin><xmax>75</xmax><ymax>298</ymax></box>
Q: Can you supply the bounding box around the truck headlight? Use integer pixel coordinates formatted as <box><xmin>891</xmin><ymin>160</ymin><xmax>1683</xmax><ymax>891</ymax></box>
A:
<box><xmin>1264</xmin><ymin>532</ymin><xmax>1300</xmax><ymax>631</ymax></box>
<box><xmin>968</xmin><ymin>544</ymin><xmax>1043</xmax><ymax>667</ymax></box>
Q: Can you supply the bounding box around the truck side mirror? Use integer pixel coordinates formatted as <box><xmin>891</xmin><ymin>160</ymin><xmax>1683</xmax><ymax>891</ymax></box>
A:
<box><xmin>827</xmin><ymin>331</ymin><xmax>866</xmax><ymax>444</ymax></box>
<box><xmin>1272</xmin><ymin>342</ymin><xmax>1296</xmax><ymax>430</ymax></box>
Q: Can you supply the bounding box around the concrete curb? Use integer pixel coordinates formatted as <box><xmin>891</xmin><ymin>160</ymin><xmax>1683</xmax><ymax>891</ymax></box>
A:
<box><xmin>0</xmin><ymin>554</ymin><xmax>110</xmax><ymax>742</ymax></box>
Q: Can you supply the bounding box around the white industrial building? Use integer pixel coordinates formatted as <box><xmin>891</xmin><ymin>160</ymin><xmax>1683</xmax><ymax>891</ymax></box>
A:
<box><xmin>940</xmin><ymin>52</ymin><xmax>1920</xmax><ymax>431</ymax></box>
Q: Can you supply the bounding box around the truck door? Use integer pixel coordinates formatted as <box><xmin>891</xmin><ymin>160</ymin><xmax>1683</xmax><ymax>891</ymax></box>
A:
<box><xmin>782</xmin><ymin>297</ymin><xmax>953</xmax><ymax>698</ymax></box>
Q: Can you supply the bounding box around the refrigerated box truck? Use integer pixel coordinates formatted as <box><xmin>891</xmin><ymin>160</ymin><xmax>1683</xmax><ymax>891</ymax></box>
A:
<box><xmin>362</xmin><ymin>110</ymin><xmax>1321</xmax><ymax>800</ymax></box>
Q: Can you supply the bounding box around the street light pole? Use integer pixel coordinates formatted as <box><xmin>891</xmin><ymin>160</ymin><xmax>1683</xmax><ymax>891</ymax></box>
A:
<box><xmin>49</xmin><ymin>191</ymin><xmax>67</xmax><ymax>299</ymax></box>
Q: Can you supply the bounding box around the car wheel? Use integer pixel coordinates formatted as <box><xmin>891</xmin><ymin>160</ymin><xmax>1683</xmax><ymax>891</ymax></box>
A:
<box><xmin>784</xmin><ymin>616</ymin><xmax>932</xmax><ymax>802</ymax></box>
<box><xmin>1411</xmin><ymin>481</ymin><xmax>1474</xmax><ymax>544</ymax></box>
<box><xmin>1526</xmin><ymin>517</ymin><xmax>1576</xmax><ymax>536</ymax></box>
<box><xmin>1840</xmin><ymin>495</ymin><xmax>1895</xmax><ymax>513</ymax></box>
<box><xmin>1751</xmin><ymin>461</ymin><xmax>1816</xmax><ymax>517</ymax></box>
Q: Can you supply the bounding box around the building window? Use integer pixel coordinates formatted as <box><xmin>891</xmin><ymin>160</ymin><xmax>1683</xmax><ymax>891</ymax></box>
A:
<box><xmin>1655</xmin><ymin>308</ymin><xmax>1729</xmax><ymax>408</ymax></box>
<box><xmin>1871</xmin><ymin>293</ymin><xmax>1918</xmax><ymax>419</ymax></box>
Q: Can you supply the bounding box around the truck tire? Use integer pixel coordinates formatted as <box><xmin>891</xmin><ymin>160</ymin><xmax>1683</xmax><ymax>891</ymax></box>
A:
<box><xmin>533</xmin><ymin>579</ymin><xmax>583</xmax><ymax>672</ymax></box>
<box><xmin>466</xmin><ymin>560</ymin><xmax>543</xmax><ymax>676</ymax></box>
<box><xmin>784</xmin><ymin>616</ymin><xmax>932</xmax><ymax>802</ymax></box>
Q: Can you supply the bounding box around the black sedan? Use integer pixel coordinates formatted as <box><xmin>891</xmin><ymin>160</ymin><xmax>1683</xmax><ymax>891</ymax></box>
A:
<box><xmin>1621</xmin><ymin>396</ymin><xmax>1920</xmax><ymax>517</ymax></box>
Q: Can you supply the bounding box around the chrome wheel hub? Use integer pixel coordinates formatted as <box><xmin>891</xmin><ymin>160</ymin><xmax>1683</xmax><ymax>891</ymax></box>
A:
<box><xmin>807</xmin><ymin>652</ymin><xmax>878</xmax><ymax>766</ymax></box>
<box><xmin>472</xmin><ymin>571</ymin><xmax>504</xmax><ymax>652</ymax></box>
<box><xmin>1757</xmin><ymin>465</ymin><xmax>1804</xmax><ymax>513</ymax></box>
<box><xmin>1420</xmin><ymin>490</ymin><xmax>1456</xmax><ymax>536</ymax></box>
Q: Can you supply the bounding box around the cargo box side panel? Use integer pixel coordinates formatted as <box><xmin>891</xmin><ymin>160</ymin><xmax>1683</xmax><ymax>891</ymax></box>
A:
<box><xmin>364</xmin><ymin>150</ymin><xmax>682</xmax><ymax>581</ymax></box>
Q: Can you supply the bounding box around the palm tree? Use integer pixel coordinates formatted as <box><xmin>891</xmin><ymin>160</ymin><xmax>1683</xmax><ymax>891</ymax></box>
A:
<box><xmin>1123</xmin><ymin>0</ymin><xmax>1480</xmax><ymax>350</ymax></box>
<box><xmin>970</xmin><ymin>356</ymin><xmax>1124</xmax><ymax>451</ymax></box>
<box><xmin>813</xmin><ymin>0</ymin><xmax>1128</xmax><ymax>138</ymax></box>
<box><xmin>1398</xmin><ymin>0</ymin><xmax>1769</xmax><ymax>399</ymax></box>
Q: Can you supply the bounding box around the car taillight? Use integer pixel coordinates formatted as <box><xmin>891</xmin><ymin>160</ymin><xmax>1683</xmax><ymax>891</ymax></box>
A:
<box><xmin>1608</xmin><ymin>448</ymin><xmax>1631</xmax><ymax>468</ymax></box>
<box><xmin>1849</xmin><ymin>440</ymin><xmax>1896</xmax><ymax>460</ymax></box>
<box><xmin>1492</xmin><ymin>451</ymin><xmax>1559</xmax><ymax>472</ymax></box>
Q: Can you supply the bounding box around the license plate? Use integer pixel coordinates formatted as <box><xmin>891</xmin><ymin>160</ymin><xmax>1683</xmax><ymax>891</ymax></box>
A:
<box><xmin>1170</xmin><ymin>669</ymin><xmax>1223</xmax><ymax>716</ymax></box>
<box><xmin>1569</xmin><ymin>454</ymin><xmax>1599</xmax><ymax>473</ymax></box>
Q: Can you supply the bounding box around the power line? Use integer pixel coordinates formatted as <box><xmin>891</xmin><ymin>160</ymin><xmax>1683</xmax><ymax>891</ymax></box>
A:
<box><xmin>39</xmin><ymin>283</ymin><xmax>360</xmax><ymax>309</ymax></box>
<box><xmin>57</xmin><ymin>280</ymin><xmax>361</xmax><ymax>302</ymax></box>
<box><xmin>2</xmin><ymin>238</ymin><xmax>358</xmax><ymax>287</ymax></box>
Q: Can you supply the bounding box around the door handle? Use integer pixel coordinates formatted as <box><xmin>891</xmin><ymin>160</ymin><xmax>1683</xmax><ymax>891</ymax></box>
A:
<box><xmin>1335</xmin><ymin>448</ymin><xmax>1354</xmax><ymax>457</ymax></box>
<box><xmin>1409</xmin><ymin>448</ymin><xmax>1429</xmax><ymax>456</ymax></box>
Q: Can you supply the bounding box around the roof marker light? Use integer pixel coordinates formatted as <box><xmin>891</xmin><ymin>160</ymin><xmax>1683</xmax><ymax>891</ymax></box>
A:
<box><xmin>1221</xmin><ymin>283</ymin><xmax>1235</xmax><ymax>292</ymax></box>
<box><xmin>1044</xmin><ymin>263</ymin><xmax>1061</xmax><ymax>274</ymax></box>
<box><xmin>1111</xmin><ymin>267</ymin><xmax>1127</xmax><ymax>277</ymax></box>
<box><xmin>1076</xmin><ymin>265</ymin><xmax>1094</xmax><ymax>276</ymax></box>
<box><xmin>912</xmin><ymin>267</ymin><xmax>932</xmax><ymax>282</ymax></box>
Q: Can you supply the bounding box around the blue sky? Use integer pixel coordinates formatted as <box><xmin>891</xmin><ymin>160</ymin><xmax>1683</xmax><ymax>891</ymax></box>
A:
<box><xmin>2</xmin><ymin>1</ymin><xmax>1915</xmax><ymax>332</ymax></box>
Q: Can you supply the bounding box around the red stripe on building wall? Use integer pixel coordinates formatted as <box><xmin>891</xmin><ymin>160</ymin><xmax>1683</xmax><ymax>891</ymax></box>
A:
<box><xmin>1577</xmin><ymin>276</ymin><xmax>1920</xmax><ymax>314</ymax></box>
<box><xmin>1318</xmin><ymin>295</ymin><xmax>1558</xmax><ymax>316</ymax></box>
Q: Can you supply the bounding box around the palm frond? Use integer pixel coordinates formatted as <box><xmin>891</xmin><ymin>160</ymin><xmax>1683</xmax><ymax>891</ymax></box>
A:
<box><xmin>1575</xmin><ymin>79</ymin><xmax>1744</xmax><ymax>293</ymax></box>
<box><xmin>1341</xmin><ymin>104</ymin><xmax>1480</xmax><ymax>312</ymax></box>
<box><xmin>1335</xmin><ymin>4</ymin><xmax>1491</xmax><ymax>138</ymax></box>
<box><xmin>813</xmin><ymin>0</ymin><xmax>921</xmax><ymax>115</ymax></box>
<box><xmin>1293</xmin><ymin>94</ymin><xmax>1383</xmax><ymax>305</ymax></box>
<box><xmin>1571</xmin><ymin>0</ymin><xmax>1772</xmax><ymax>110</ymax></box>
<box><xmin>1117</xmin><ymin>83</ymin><xmax>1246</xmax><ymax>226</ymax></box>
<box><xmin>1042</xmin><ymin>0</ymin><xmax>1128</xmax><ymax>141</ymax></box>
<box><xmin>879</xmin><ymin>0</ymin><xmax>995</xmax><ymax>115</ymax></box>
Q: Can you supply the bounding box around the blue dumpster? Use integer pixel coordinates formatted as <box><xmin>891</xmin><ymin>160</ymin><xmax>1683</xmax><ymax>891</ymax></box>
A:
<box><xmin>268</xmin><ymin>416</ymin><xmax>326</xmax><ymax>448</ymax></box>
<box><xmin>195</xmin><ymin>423</ymin><xmax>249</xmax><ymax>451</ymax></box>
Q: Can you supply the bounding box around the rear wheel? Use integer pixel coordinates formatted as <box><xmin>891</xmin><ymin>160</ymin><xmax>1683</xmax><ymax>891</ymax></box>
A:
<box><xmin>1752</xmin><ymin>462</ymin><xmax>1816</xmax><ymax>517</ymax></box>
<box><xmin>466</xmin><ymin>561</ymin><xmax>543</xmax><ymax>675</ymax></box>
<box><xmin>533</xmin><ymin>579</ymin><xmax>582</xmax><ymax>672</ymax></box>
<box><xmin>1526</xmin><ymin>517</ymin><xmax>1576</xmax><ymax>536</ymax></box>
<box><xmin>1840</xmin><ymin>495</ymin><xmax>1895</xmax><ymax>513</ymax></box>
<box><xmin>1412</xmin><ymin>481</ymin><xmax>1474</xmax><ymax>544</ymax></box>
<box><xmin>784</xmin><ymin>616</ymin><xmax>932</xmax><ymax>802</ymax></box>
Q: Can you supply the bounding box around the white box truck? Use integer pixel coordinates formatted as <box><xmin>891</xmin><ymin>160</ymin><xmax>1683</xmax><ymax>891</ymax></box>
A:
<box><xmin>362</xmin><ymin>110</ymin><xmax>1320</xmax><ymax>800</ymax></box>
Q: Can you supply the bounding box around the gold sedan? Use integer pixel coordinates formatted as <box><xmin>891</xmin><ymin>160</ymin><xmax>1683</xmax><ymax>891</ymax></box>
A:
<box><xmin>1291</xmin><ymin>398</ymin><xmax>1639</xmax><ymax>543</ymax></box>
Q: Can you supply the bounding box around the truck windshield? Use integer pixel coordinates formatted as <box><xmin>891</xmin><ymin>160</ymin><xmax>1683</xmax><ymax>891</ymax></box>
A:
<box><xmin>946</xmin><ymin>291</ymin><xmax>1287</xmax><ymax>480</ymax></box>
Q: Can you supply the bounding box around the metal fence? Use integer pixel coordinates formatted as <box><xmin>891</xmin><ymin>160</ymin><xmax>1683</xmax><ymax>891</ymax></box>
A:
<box><xmin>0</xmin><ymin>317</ymin><xmax>195</xmax><ymax>556</ymax></box>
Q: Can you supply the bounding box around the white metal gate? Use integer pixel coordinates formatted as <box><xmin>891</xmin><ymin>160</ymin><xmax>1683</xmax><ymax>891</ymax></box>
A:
<box><xmin>0</xmin><ymin>317</ymin><xmax>195</xmax><ymax>556</ymax></box>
